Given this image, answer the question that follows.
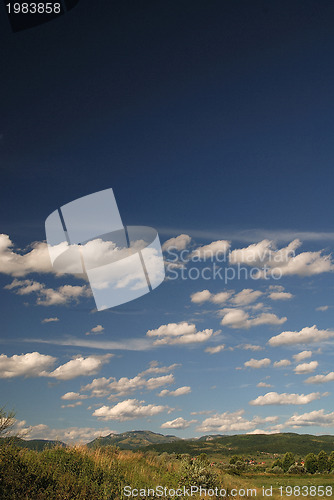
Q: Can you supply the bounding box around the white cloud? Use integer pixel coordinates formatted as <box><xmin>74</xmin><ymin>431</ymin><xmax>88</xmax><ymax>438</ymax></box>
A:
<box><xmin>61</xmin><ymin>392</ymin><xmax>89</xmax><ymax>401</ymax></box>
<box><xmin>244</xmin><ymin>358</ymin><xmax>271</xmax><ymax>369</ymax></box>
<box><xmin>0</xmin><ymin>352</ymin><xmax>111</xmax><ymax>380</ymax></box>
<box><xmin>161</xmin><ymin>417</ymin><xmax>196</xmax><ymax>429</ymax></box>
<box><xmin>293</xmin><ymin>351</ymin><xmax>312</xmax><ymax>363</ymax></box>
<box><xmin>12</xmin><ymin>421</ymin><xmax>115</xmax><ymax>444</ymax></box>
<box><xmin>158</xmin><ymin>386</ymin><xmax>191</xmax><ymax>397</ymax></box>
<box><xmin>237</xmin><ymin>344</ymin><xmax>264</xmax><ymax>351</ymax></box>
<box><xmin>316</xmin><ymin>306</ymin><xmax>329</xmax><ymax>312</ymax></box>
<box><xmin>273</xmin><ymin>359</ymin><xmax>291</xmax><ymax>368</ymax></box>
<box><xmin>257</xmin><ymin>382</ymin><xmax>272</xmax><ymax>388</ymax></box>
<box><xmin>0</xmin><ymin>352</ymin><xmax>56</xmax><ymax>378</ymax></box>
<box><xmin>231</xmin><ymin>289</ymin><xmax>263</xmax><ymax>306</ymax></box>
<box><xmin>249</xmin><ymin>391</ymin><xmax>324</xmax><ymax>406</ymax></box>
<box><xmin>305</xmin><ymin>372</ymin><xmax>334</xmax><ymax>384</ymax></box>
<box><xmin>93</xmin><ymin>399</ymin><xmax>167</xmax><ymax>421</ymax></box>
<box><xmin>81</xmin><ymin>370</ymin><xmax>174</xmax><ymax>398</ymax></box>
<box><xmin>162</xmin><ymin>234</ymin><xmax>191</xmax><ymax>252</ymax></box>
<box><xmin>190</xmin><ymin>289</ymin><xmax>233</xmax><ymax>305</ymax></box>
<box><xmin>86</xmin><ymin>325</ymin><xmax>104</xmax><ymax>336</ymax></box>
<box><xmin>146</xmin><ymin>322</ymin><xmax>213</xmax><ymax>345</ymax></box>
<box><xmin>48</xmin><ymin>355</ymin><xmax>112</xmax><ymax>380</ymax></box>
<box><xmin>294</xmin><ymin>361</ymin><xmax>318</xmax><ymax>374</ymax></box>
<box><xmin>41</xmin><ymin>317</ymin><xmax>59</xmax><ymax>323</ymax></box>
<box><xmin>197</xmin><ymin>409</ymin><xmax>278</xmax><ymax>433</ymax></box>
<box><xmin>191</xmin><ymin>290</ymin><xmax>212</xmax><ymax>304</ymax></box>
<box><xmin>0</xmin><ymin>235</ymin><xmax>53</xmax><ymax>276</ymax></box>
<box><xmin>284</xmin><ymin>409</ymin><xmax>334</xmax><ymax>428</ymax></box>
<box><xmin>190</xmin><ymin>240</ymin><xmax>230</xmax><ymax>260</ymax></box>
<box><xmin>247</xmin><ymin>429</ymin><xmax>277</xmax><ymax>435</ymax></box>
<box><xmin>268</xmin><ymin>325</ymin><xmax>334</xmax><ymax>347</ymax></box>
<box><xmin>139</xmin><ymin>362</ymin><xmax>180</xmax><ymax>376</ymax></box>
<box><xmin>205</xmin><ymin>344</ymin><xmax>225</xmax><ymax>354</ymax></box>
<box><xmin>229</xmin><ymin>239</ymin><xmax>334</xmax><ymax>277</ymax></box>
<box><xmin>210</xmin><ymin>291</ymin><xmax>233</xmax><ymax>304</ymax></box>
<box><xmin>269</xmin><ymin>292</ymin><xmax>294</xmax><ymax>300</ymax></box>
<box><xmin>220</xmin><ymin>308</ymin><xmax>286</xmax><ymax>329</ymax></box>
<box><xmin>5</xmin><ymin>279</ymin><xmax>91</xmax><ymax>306</ymax></box>
<box><xmin>61</xmin><ymin>402</ymin><xmax>82</xmax><ymax>408</ymax></box>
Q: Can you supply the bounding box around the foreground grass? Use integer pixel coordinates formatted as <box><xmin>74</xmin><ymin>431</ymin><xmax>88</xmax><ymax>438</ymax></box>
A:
<box><xmin>1</xmin><ymin>444</ymin><xmax>334</xmax><ymax>499</ymax></box>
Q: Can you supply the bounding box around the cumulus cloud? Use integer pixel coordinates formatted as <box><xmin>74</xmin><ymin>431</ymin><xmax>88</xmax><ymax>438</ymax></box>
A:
<box><xmin>220</xmin><ymin>308</ymin><xmax>286</xmax><ymax>329</ymax></box>
<box><xmin>48</xmin><ymin>354</ymin><xmax>112</xmax><ymax>380</ymax></box>
<box><xmin>273</xmin><ymin>359</ymin><xmax>291</xmax><ymax>368</ymax></box>
<box><xmin>161</xmin><ymin>417</ymin><xmax>196</xmax><ymax>429</ymax></box>
<box><xmin>139</xmin><ymin>361</ymin><xmax>180</xmax><ymax>376</ymax></box>
<box><xmin>284</xmin><ymin>409</ymin><xmax>334</xmax><ymax>428</ymax></box>
<box><xmin>197</xmin><ymin>409</ymin><xmax>278</xmax><ymax>433</ymax></box>
<box><xmin>81</xmin><ymin>370</ymin><xmax>174</xmax><ymax>399</ymax></box>
<box><xmin>293</xmin><ymin>351</ymin><xmax>312</xmax><ymax>362</ymax></box>
<box><xmin>229</xmin><ymin>239</ymin><xmax>334</xmax><ymax>277</ymax></box>
<box><xmin>237</xmin><ymin>344</ymin><xmax>264</xmax><ymax>351</ymax></box>
<box><xmin>305</xmin><ymin>372</ymin><xmax>334</xmax><ymax>384</ymax></box>
<box><xmin>205</xmin><ymin>344</ymin><xmax>225</xmax><ymax>354</ymax></box>
<box><xmin>158</xmin><ymin>386</ymin><xmax>191</xmax><ymax>397</ymax></box>
<box><xmin>5</xmin><ymin>279</ymin><xmax>91</xmax><ymax>306</ymax></box>
<box><xmin>0</xmin><ymin>234</ymin><xmax>53</xmax><ymax>276</ymax></box>
<box><xmin>41</xmin><ymin>317</ymin><xmax>59</xmax><ymax>323</ymax></box>
<box><xmin>269</xmin><ymin>292</ymin><xmax>294</xmax><ymax>300</ymax></box>
<box><xmin>249</xmin><ymin>391</ymin><xmax>324</xmax><ymax>406</ymax></box>
<box><xmin>0</xmin><ymin>352</ymin><xmax>56</xmax><ymax>378</ymax></box>
<box><xmin>268</xmin><ymin>325</ymin><xmax>334</xmax><ymax>347</ymax></box>
<box><xmin>190</xmin><ymin>290</ymin><xmax>212</xmax><ymax>304</ymax></box>
<box><xmin>93</xmin><ymin>399</ymin><xmax>168</xmax><ymax>421</ymax></box>
<box><xmin>316</xmin><ymin>306</ymin><xmax>329</xmax><ymax>312</ymax></box>
<box><xmin>257</xmin><ymin>382</ymin><xmax>272</xmax><ymax>388</ymax></box>
<box><xmin>12</xmin><ymin>420</ymin><xmax>115</xmax><ymax>444</ymax></box>
<box><xmin>231</xmin><ymin>289</ymin><xmax>263</xmax><ymax>306</ymax></box>
<box><xmin>190</xmin><ymin>289</ymin><xmax>233</xmax><ymax>305</ymax></box>
<box><xmin>244</xmin><ymin>358</ymin><xmax>271</xmax><ymax>369</ymax></box>
<box><xmin>0</xmin><ymin>352</ymin><xmax>111</xmax><ymax>380</ymax></box>
<box><xmin>190</xmin><ymin>240</ymin><xmax>230</xmax><ymax>260</ymax></box>
<box><xmin>162</xmin><ymin>234</ymin><xmax>191</xmax><ymax>252</ymax></box>
<box><xmin>146</xmin><ymin>322</ymin><xmax>213</xmax><ymax>345</ymax></box>
<box><xmin>294</xmin><ymin>361</ymin><xmax>318</xmax><ymax>374</ymax></box>
<box><xmin>86</xmin><ymin>325</ymin><xmax>104</xmax><ymax>336</ymax></box>
<box><xmin>61</xmin><ymin>402</ymin><xmax>82</xmax><ymax>408</ymax></box>
<box><xmin>61</xmin><ymin>392</ymin><xmax>89</xmax><ymax>401</ymax></box>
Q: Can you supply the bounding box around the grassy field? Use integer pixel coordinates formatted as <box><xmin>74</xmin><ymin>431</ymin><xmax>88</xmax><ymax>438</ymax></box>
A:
<box><xmin>1</xmin><ymin>443</ymin><xmax>334</xmax><ymax>499</ymax></box>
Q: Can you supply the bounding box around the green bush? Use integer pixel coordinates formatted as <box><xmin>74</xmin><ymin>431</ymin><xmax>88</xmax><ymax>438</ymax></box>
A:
<box><xmin>178</xmin><ymin>455</ymin><xmax>219</xmax><ymax>489</ymax></box>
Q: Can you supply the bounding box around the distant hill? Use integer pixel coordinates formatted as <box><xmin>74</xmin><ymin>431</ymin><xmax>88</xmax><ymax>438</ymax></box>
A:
<box><xmin>140</xmin><ymin>433</ymin><xmax>334</xmax><ymax>457</ymax></box>
<box><xmin>87</xmin><ymin>430</ymin><xmax>182</xmax><ymax>450</ymax></box>
<box><xmin>0</xmin><ymin>437</ymin><xmax>66</xmax><ymax>451</ymax></box>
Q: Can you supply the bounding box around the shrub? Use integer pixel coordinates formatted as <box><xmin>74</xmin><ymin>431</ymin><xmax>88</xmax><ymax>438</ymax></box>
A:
<box><xmin>287</xmin><ymin>465</ymin><xmax>305</xmax><ymax>475</ymax></box>
<box><xmin>178</xmin><ymin>456</ymin><xmax>219</xmax><ymax>489</ymax></box>
<box><xmin>271</xmin><ymin>466</ymin><xmax>284</xmax><ymax>474</ymax></box>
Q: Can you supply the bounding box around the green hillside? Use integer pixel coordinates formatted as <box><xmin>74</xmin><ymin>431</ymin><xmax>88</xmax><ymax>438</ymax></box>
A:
<box><xmin>0</xmin><ymin>437</ymin><xmax>66</xmax><ymax>451</ymax></box>
<box><xmin>87</xmin><ymin>430</ymin><xmax>182</xmax><ymax>450</ymax></box>
<box><xmin>141</xmin><ymin>433</ymin><xmax>334</xmax><ymax>456</ymax></box>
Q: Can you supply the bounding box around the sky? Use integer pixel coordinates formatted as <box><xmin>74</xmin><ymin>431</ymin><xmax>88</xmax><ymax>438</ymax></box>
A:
<box><xmin>2</xmin><ymin>0</ymin><xmax>334</xmax><ymax>444</ymax></box>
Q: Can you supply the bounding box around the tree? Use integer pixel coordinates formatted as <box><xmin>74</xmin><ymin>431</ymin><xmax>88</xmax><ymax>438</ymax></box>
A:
<box><xmin>305</xmin><ymin>453</ymin><xmax>318</xmax><ymax>474</ymax></box>
<box><xmin>229</xmin><ymin>455</ymin><xmax>243</xmax><ymax>465</ymax></box>
<box><xmin>328</xmin><ymin>451</ymin><xmax>334</xmax><ymax>471</ymax></box>
<box><xmin>0</xmin><ymin>407</ymin><xmax>15</xmax><ymax>437</ymax></box>
<box><xmin>317</xmin><ymin>450</ymin><xmax>329</xmax><ymax>473</ymax></box>
<box><xmin>272</xmin><ymin>458</ymin><xmax>283</xmax><ymax>469</ymax></box>
<box><xmin>282</xmin><ymin>452</ymin><xmax>295</xmax><ymax>472</ymax></box>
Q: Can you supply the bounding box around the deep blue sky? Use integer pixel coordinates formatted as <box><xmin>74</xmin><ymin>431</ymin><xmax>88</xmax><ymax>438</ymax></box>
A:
<box><xmin>2</xmin><ymin>1</ymin><xmax>334</xmax><ymax>442</ymax></box>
